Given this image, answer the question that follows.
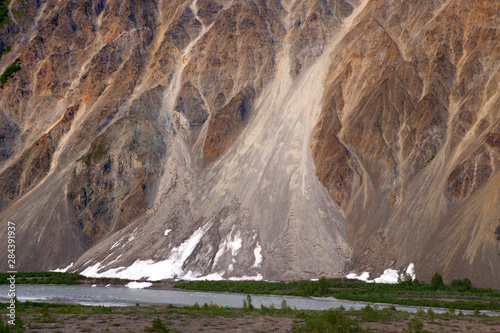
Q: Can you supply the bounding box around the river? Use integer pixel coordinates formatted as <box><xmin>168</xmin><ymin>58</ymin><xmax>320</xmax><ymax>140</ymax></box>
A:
<box><xmin>0</xmin><ymin>285</ymin><xmax>498</xmax><ymax>317</ymax></box>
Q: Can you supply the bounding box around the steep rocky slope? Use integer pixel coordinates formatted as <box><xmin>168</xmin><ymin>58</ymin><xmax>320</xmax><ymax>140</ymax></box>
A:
<box><xmin>0</xmin><ymin>0</ymin><xmax>498</xmax><ymax>288</ymax></box>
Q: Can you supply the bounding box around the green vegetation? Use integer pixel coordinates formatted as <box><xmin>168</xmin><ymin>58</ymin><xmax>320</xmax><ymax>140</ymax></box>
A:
<box><xmin>425</xmin><ymin>154</ymin><xmax>435</xmax><ymax>166</ymax></box>
<box><xmin>431</xmin><ymin>272</ymin><xmax>444</xmax><ymax>290</ymax></box>
<box><xmin>0</xmin><ymin>272</ymin><xmax>83</xmax><ymax>285</ymax></box>
<box><xmin>0</xmin><ymin>45</ymin><xmax>11</xmax><ymax>62</ymax></box>
<box><xmin>175</xmin><ymin>274</ymin><xmax>500</xmax><ymax>312</ymax></box>
<box><xmin>0</xmin><ymin>0</ymin><xmax>10</xmax><ymax>27</ymax></box>
<box><xmin>0</xmin><ymin>272</ymin><xmax>131</xmax><ymax>287</ymax></box>
<box><xmin>11</xmin><ymin>8</ymin><xmax>23</xmax><ymax>20</ymax></box>
<box><xmin>403</xmin><ymin>317</ymin><xmax>426</xmax><ymax>333</ymax></box>
<box><xmin>144</xmin><ymin>317</ymin><xmax>177</xmax><ymax>332</ymax></box>
<box><xmin>0</xmin><ymin>298</ymin><xmax>499</xmax><ymax>333</ymax></box>
<box><xmin>0</xmin><ymin>312</ymin><xmax>23</xmax><ymax>333</ymax></box>
<box><xmin>83</xmin><ymin>135</ymin><xmax>109</xmax><ymax>167</ymax></box>
<box><xmin>292</xmin><ymin>307</ymin><xmax>363</xmax><ymax>332</ymax></box>
<box><xmin>0</xmin><ymin>58</ymin><xmax>21</xmax><ymax>89</ymax></box>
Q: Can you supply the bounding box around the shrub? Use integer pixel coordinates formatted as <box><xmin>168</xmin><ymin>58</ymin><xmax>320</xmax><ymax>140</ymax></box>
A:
<box><xmin>293</xmin><ymin>307</ymin><xmax>361</xmax><ymax>333</ymax></box>
<box><xmin>246</xmin><ymin>295</ymin><xmax>254</xmax><ymax>311</ymax></box>
<box><xmin>0</xmin><ymin>45</ymin><xmax>10</xmax><ymax>61</ymax></box>
<box><xmin>0</xmin><ymin>1</ymin><xmax>10</xmax><ymax>27</ymax></box>
<box><xmin>398</xmin><ymin>272</ymin><xmax>413</xmax><ymax>286</ymax></box>
<box><xmin>431</xmin><ymin>273</ymin><xmax>444</xmax><ymax>290</ymax></box>
<box><xmin>318</xmin><ymin>276</ymin><xmax>328</xmax><ymax>294</ymax></box>
<box><xmin>0</xmin><ymin>58</ymin><xmax>21</xmax><ymax>88</ymax></box>
<box><xmin>427</xmin><ymin>308</ymin><xmax>435</xmax><ymax>322</ymax></box>
<box><xmin>406</xmin><ymin>317</ymin><xmax>424</xmax><ymax>333</ymax></box>
<box><xmin>144</xmin><ymin>317</ymin><xmax>167</xmax><ymax>332</ymax></box>
<box><xmin>450</xmin><ymin>278</ymin><xmax>472</xmax><ymax>291</ymax></box>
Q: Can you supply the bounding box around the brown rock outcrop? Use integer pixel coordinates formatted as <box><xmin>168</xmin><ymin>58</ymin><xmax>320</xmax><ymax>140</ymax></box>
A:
<box><xmin>203</xmin><ymin>87</ymin><xmax>255</xmax><ymax>166</ymax></box>
<box><xmin>0</xmin><ymin>0</ymin><xmax>499</xmax><ymax>288</ymax></box>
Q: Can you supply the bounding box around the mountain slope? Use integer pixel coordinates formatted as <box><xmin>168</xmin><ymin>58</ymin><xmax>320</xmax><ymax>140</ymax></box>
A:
<box><xmin>0</xmin><ymin>0</ymin><xmax>499</xmax><ymax>288</ymax></box>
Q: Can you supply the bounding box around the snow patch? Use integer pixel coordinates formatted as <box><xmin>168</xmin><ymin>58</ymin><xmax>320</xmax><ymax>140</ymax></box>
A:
<box><xmin>346</xmin><ymin>264</ymin><xmax>416</xmax><ymax>284</ymax></box>
<box><xmin>50</xmin><ymin>262</ymin><xmax>73</xmax><ymax>273</ymax></box>
<box><xmin>252</xmin><ymin>242</ymin><xmax>262</xmax><ymax>268</ymax></box>
<box><xmin>227</xmin><ymin>233</ymin><xmax>242</xmax><ymax>256</ymax></box>
<box><xmin>229</xmin><ymin>274</ymin><xmax>263</xmax><ymax>281</ymax></box>
<box><xmin>213</xmin><ymin>230</ymin><xmax>242</xmax><ymax>266</ymax></box>
<box><xmin>373</xmin><ymin>269</ymin><xmax>399</xmax><ymax>284</ymax></box>
<box><xmin>406</xmin><ymin>263</ymin><xmax>416</xmax><ymax>279</ymax></box>
<box><xmin>81</xmin><ymin>223</ymin><xmax>212</xmax><ymax>281</ymax></box>
<box><xmin>346</xmin><ymin>271</ymin><xmax>370</xmax><ymax>281</ymax></box>
<box><xmin>164</xmin><ymin>229</ymin><xmax>171</xmax><ymax>236</ymax></box>
<box><xmin>182</xmin><ymin>271</ymin><xmax>224</xmax><ymax>281</ymax></box>
<box><xmin>213</xmin><ymin>240</ymin><xmax>227</xmax><ymax>267</ymax></box>
<box><xmin>126</xmin><ymin>281</ymin><xmax>153</xmax><ymax>289</ymax></box>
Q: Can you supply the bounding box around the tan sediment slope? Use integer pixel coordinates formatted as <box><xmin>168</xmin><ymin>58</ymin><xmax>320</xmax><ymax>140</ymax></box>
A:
<box><xmin>0</xmin><ymin>0</ymin><xmax>499</xmax><ymax>287</ymax></box>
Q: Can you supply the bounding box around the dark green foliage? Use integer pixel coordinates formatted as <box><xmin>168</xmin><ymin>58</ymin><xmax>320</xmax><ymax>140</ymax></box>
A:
<box><xmin>84</xmin><ymin>143</ymin><xmax>108</xmax><ymax>166</ymax></box>
<box><xmin>259</xmin><ymin>303</ymin><xmax>276</xmax><ymax>316</ymax></box>
<box><xmin>11</xmin><ymin>9</ymin><xmax>24</xmax><ymax>20</ymax></box>
<box><xmin>242</xmin><ymin>295</ymin><xmax>254</xmax><ymax>311</ymax></box>
<box><xmin>398</xmin><ymin>272</ymin><xmax>413</xmax><ymax>286</ymax></box>
<box><xmin>37</xmin><ymin>305</ymin><xmax>56</xmax><ymax>323</ymax></box>
<box><xmin>280</xmin><ymin>299</ymin><xmax>292</xmax><ymax>314</ymax></box>
<box><xmin>0</xmin><ymin>45</ymin><xmax>11</xmax><ymax>62</ymax></box>
<box><xmin>360</xmin><ymin>305</ymin><xmax>394</xmax><ymax>322</ymax></box>
<box><xmin>0</xmin><ymin>58</ymin><xmax>21</xmax><ymax>88</ymax></box>
<box><xmin>175</xmin><ymin>279</ymin><xmax>333</xmax><ymax>297</ymax></box>
<box><xmin>318</xmin><ymin>276</ymin><xmax>329</xmax><ymax>294</ymax></box>
<box><xmin>144</xmin><ymin>317</ymin><xmax>167</xmax><ymax>332</ymax></box>
<box><xmin>0</xmin><ymin>0</ymin><xmax>10</xmax><ymax>27</ymax></box>
<box><xmin>1</xmin><ymin>299</ymin><xmax>499</xmax><ymax>333</ymax></box>
<box><xmin>0</xmin><ymin>272</ymin><xmax>83</xmax><ymax>285</ymax></box>
<box><xmin>431</xmin><ymin>273</ymin><xmax>444</xmax><ymax>290</ymax></box>
<box><xmin>426</xmin><ymin>308</ymin><xmax>435</xmax><ymax>322</ymax></box>
<box><xmin>403</xmin><ymin>317</ymin><xmax>426</xmax><ymax>333</ymax></box>
<box><xmin>175</xmin><ymin>275</ymin><xmax>500</xmax><ymax>311</ymax></box>
<box><xmin>13</xmin><ymin>316</ymin><xmax>23</xmax><ymax>332</ymax></box>
<box><xmin>292</xmin><ymin>307</ymin><xmax>361</xmax><ymax>333</ymax></box>
<box><xmin>246</xmin><ymin>295</ymin><xmax>254</xmax><ymax>311</ymax></box>
<box><xmin>0</xmin><ymin>314</ymin><xmax>24</xmax><ymax>333</ymax></box>
<box><xmin>450</xmin><ymin>278</ymin><xmax>472</xmax><ymax>292</ymax></box>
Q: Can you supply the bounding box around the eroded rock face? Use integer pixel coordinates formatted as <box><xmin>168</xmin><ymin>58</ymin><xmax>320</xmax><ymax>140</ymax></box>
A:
<box><xmin>203</xmin><ymin>87</ymin><xmax>255</xmax><ymax>166</ymax></box>
<box><xmin>0</xmin><ymin>0</ymin><xmax>499</xmax><ymax>287</ymax></box>
<box><xmin>312</xmin><ymin>0</ymin><xmax>500</xmax><ymax>286</ymax></box>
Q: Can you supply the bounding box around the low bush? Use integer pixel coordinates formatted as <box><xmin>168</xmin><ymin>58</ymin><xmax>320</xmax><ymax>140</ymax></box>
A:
<box><xmin>0</xmin><ymin>58</ymin><xmax>21</xmax><ymax>88</ymax></box>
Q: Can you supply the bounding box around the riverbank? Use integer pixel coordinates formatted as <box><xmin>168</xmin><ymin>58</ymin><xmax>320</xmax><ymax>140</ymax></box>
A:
<box><xmin>1</xmin><ymin>300</ymin><xmax>499</xmax><ymax>333</ymax></box>
<box><xmin>2</xmin><ymin>272</ymin><xmax>500</xmax><ymax>313</ymax></box>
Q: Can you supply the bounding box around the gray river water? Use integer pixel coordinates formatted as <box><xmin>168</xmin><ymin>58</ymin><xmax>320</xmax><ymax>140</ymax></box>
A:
<box><xmin>1</xmin><ymin>285</ymin><xmax>498</xmax><ymax>317</ymax></box>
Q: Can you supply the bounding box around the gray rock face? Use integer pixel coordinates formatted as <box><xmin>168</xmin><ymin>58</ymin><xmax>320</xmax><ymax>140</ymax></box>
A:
<box><xmin>0</xmin><ymin>0</ymin><xmax>499</xmax><ymax>288</ymax></box>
